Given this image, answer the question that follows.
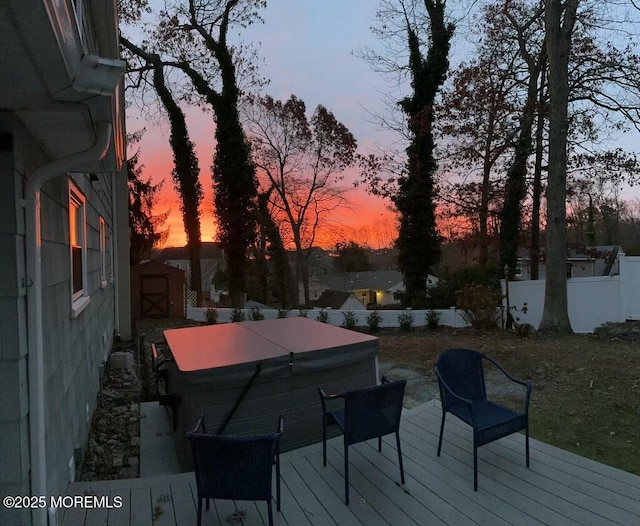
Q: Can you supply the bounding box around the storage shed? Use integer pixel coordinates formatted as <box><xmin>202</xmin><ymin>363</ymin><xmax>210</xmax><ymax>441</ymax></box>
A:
<box><xmin>130</xmin><ymin>260</ymin><xmax>186</xmax><ymax>319</ymax></box>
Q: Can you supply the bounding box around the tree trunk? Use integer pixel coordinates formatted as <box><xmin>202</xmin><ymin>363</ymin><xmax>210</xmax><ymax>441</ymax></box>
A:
<box><xmin>530</xmin><ymin>66</ymin><xmax>547</xmax><ymax>281</ymax></box>
<box><xmin>539</xmin><ymin>0</ymin><xmax>577</xmax><ymax>333</ymax></box>
<box><xmin>500</xmin><ymin>47</ymin><xmax>545</xmax><ymax>276</ymax></box>
<box><xmin>151</xmin><ymin>66</ymin><xmax>203</xmax><ymax>304</ymax></box>
<box><xmin>479</xmin><ymin>139</ymin><xmax>493</xmax><ymax>266</ymax></box>
<box><xmin>256</xmin><ymin>190</ymin><xmax>293</xmax><ymax>309</ymax></box>
<box><xmin>120</xmin><ymin>36</ymin><xmax>204</xmax><ymax>304</ymax></box>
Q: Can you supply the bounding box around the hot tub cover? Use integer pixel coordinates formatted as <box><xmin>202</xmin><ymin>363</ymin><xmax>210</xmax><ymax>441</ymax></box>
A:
<box><xmin>164</xmin><ymin>317</ymin><xmax>378</xmax><ymax>388</ymax></box>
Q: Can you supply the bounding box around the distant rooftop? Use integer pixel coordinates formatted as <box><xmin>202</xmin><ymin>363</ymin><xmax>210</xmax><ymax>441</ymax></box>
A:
<box><xmin>158</xmin><ymin>242</ymin><xmax>224</xmax><ymax>261</ymax></box>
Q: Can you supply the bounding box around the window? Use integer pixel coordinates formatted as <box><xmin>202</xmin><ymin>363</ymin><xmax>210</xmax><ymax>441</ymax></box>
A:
<box><xmin>514</xmin><ymin>261</ymin><xmax>523</xmax><ymax>278</ymax></box>
<box><xmin>70</xmin><ymin>182</ymin><xmax>90</xmax><ymax>315</ymax></box>
<box><xmin>99</xmin><ymin>216</ymin><xmax>107</xmax><ymax>287</ymax></box>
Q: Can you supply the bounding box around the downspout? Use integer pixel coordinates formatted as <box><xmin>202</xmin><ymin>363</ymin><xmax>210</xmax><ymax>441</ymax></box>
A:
<box><xmin>111</xmin><ymin>171</ymin><xmax>120</xmax><ymax>338</ymax></box>
<box><xmin>26</xmin><ymin>122</ymin><xmax>112</xmax><ymax>526</ymax></box>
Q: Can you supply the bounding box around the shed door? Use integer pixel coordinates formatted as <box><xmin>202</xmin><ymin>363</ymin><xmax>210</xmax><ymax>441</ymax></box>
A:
<box><xmin>140</xmin><ymin>274</ymin><xmax>169</xmax><ymax>317</ymax></box>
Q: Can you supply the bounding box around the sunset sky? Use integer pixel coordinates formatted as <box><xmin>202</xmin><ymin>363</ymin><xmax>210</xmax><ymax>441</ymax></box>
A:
<box><xmin>126</xmin><ymin>1</ymin><xmax>640</xmax><ymax>249</ymax></box>
<box><xmin>127</xmin><ymin>0</ymin><xmax>402</xmax><ymax>249</ymax></box>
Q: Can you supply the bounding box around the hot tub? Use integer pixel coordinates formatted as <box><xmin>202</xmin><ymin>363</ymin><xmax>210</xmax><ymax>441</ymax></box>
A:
<box><xmin>163</xmin><ymin>317</ymin><xmax>379</xmax><ymax>469</ymax></box>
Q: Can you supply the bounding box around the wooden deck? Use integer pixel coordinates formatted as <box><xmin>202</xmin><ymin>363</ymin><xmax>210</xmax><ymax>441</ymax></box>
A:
<box><xmin>61</xmin><ymin>401</ymin><xmax>640</xmax><ymax>525</ymax></box>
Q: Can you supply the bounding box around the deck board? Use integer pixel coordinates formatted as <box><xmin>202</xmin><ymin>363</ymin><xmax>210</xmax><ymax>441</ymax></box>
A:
<box><xmin>61</xmin><ymin>401</ymin><xmax>640</xmax><ymax>526</ymax></box>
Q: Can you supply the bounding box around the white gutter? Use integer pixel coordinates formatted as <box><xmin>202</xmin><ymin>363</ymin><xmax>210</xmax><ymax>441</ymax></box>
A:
<box><xmin>26</xmin><ymin>122</ymin><xmax>112</xmax><ymax>526</ymax></box>
<box><xmin>111</xmin><ymin>172</ymin><xmax>120</xmax><ymax>339</ymax></box>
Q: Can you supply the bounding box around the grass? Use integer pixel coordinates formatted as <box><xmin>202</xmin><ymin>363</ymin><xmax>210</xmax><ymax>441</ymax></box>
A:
<box><xmin>377</xmin><ymin>327</ymin><xmax>640</xmax><ymax>476</ymax></box>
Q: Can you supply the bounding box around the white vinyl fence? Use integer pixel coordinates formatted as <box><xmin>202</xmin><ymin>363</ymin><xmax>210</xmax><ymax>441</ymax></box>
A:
<box><xmin>186</xmin><ymin>256</ymin><xmax>640</xmax><ymax>334</ymax></box>
<box><xmin>504</xmin><ymin>255</ymin><xmax>640</xmax><ymax>333</ymax></box>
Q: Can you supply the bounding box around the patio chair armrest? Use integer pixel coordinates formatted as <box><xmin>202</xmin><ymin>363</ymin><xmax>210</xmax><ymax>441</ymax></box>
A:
<box><xmin>276</xmin><ymin>414</ymin><xmax>284</xmax><ymax>435</ymax></box>
<box><xmin>192</xmin><ymin>414</ymin><xmax>206</xmax><ymax>434</ymax></box>
<box><xmin>318</xmin><ymin>386</ymin><xmax>343</xmax><ymax>413</ymax></box>
<box><xmin>318</xmin><ymin>386</ymin><xmax>344</xmax><ymax>401</ymax></box>
<box><xmin>484</xmin><ymin>355</ymin><xmax>531</xmax><ymax>390</ymax></box>
<box><xmin>381</xmin><ymin>375</ymin><xmax>400</xmax><ymax>385</ymax></box>
<box><xmin>483</xmin><ymin>355</ymin><xmax>532</xmax><ymax>412</ymax></box>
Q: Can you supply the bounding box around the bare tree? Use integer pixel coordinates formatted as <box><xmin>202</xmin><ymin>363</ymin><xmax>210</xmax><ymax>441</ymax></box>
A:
<box><xmin>437</xmin><ymin>3</ymin><xmax>524</xmax><ymax>265</ymax></box>
<box><xmin>243</xmin><ymin>95</ymin><xmax>357</xmax><ymax>307</ymax></box>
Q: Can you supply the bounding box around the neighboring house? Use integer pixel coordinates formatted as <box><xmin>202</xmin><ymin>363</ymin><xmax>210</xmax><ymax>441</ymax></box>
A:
<box><xmin>314</xmin><ymin>270</ymin><xmax>439</xmax><ymax>307</ymax></box>
<box><xmin>288</xmin><ymin>246</ymin><xmax>334</xmax><ymax>276</ymax></box>
<box><xmin>314</xmin><ymin>290</ymin><xmax>367</xmax><ymax>311</ymax></box>
<box><xmin>516</xmin><ymin>245</ymin><xmax>623</xmax><ymax>280</ymax></box>
<box><xmin>158</xmin><ymin>242</ymin><xmax>225</xmax><ymax>300</ymax></box>
<box><xmin>0</xmin><ymin>2</ymin><xmax>128</xmax><ymax>526</ymax></box>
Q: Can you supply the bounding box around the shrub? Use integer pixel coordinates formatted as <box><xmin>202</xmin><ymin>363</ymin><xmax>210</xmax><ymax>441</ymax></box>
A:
<box><xmin>205</xmin><ymin>307</ymin><xmax>218</xmax><ymax>325</ymax></box>
<box><xmin>230</xmin><ymin>308</ymin><xmax>245</xmax><ymax>323</ymax></box>
<box><xmin>277</xmin><ymin>309</ymin><xmax>289</xmax><ymax>319</ymax></box>
<box><xmin>250</xmin><ymin>307</ymin><xmax>264</xmax><ymax>321</ymax></box>
<box><xmin>367</xmin><ymin>309</ymin><xmax>382</xmax><ymax>332</ymax></box>
<box><xmin>425</xmin><ymin>309</ymin><xmax>440</xmax><ymax>330</ymax></box>
<box><xmin>456</xmin><ymin>284</ymin><xmax>502</xmax><ymax>330</ymax></box>
<box><xmin>398</xmin><ymin>310</ymin><xmax>414</xmax><ymax>332</ymax></box>
<box><xmin>316</xmin><ymin>309</ymin><xmax>329</xmax><ymax>323</ymax></box>
<box><xmin>427</xmin><ymin>264</ymin><xmax>501</xmax><ymax>309</ymax></box>
<box><xmin>341</xmin><ymin>310</ymin><xmax>357</xmax><ymax>330</ymax></box>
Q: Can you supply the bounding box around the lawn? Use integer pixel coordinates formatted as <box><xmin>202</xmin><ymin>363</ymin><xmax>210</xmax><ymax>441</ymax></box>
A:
<box><xmin>377</xmin><ymin>326</ymin><xmax>640</xmax><ymax>477</ymax></box>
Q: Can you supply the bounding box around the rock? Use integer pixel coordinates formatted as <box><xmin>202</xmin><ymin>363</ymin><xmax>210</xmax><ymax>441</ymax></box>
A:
<box><xmin>81</xmin><ymin>342</ymin><xmax>143</xmax><ymax>482</ymax></box>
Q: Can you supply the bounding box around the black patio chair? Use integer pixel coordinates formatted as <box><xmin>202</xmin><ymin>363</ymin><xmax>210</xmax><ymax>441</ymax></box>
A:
<box><xmin>186</xmin><ymin>415</ymin><xmax>283</xmax><ymax>526</ymax></box>
<box><xmin>318</xmin><ymin>376</ymin><xmax>406</xmax><ymax>505</ymax></box>
<box><xmin>434</xmin><ymin>348</ymin><xmax>532</xmax><ymax>491</ymax></box>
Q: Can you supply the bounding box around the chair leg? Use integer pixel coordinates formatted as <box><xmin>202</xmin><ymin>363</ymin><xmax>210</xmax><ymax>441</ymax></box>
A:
<box><xmin>473</xmin><ymin>437</ymin><xmax>478</xmax><ymax>492</ymax></box>
<box><xmin>395</xmin><ymin>431</ymin><xmax>405</xmax><ymax>485</ymax></box>
<box><xmin>344</xmin><ymin>440</ymin><xmax>350</xmax><ymax>505</ymax></box>
<box><xmin>267</xmin><ymin>498</ymin><xmax>274</xmax><ymax>526</ymax></box>
<box><xmin>437</xmin><ymin>412</ymin><xmax>446</xmax><ymax>456</ymax></box>
<box><xmin>197</xmin><ymin>499</ymin><xmax>202</xmax><ymax>526</ymax></box>
<box><xmin>526</xmin><ymin>424</ymin><xmax>530</xmax><ymax>468</ymax></box>
<box><xmin>276</xmin><ymin>450</ymin><xmax>281</xmax><ymax>511</ymax></box>
<box><xmin>378</xmin><ymin>436</ymin><xmax>382</xmax><ymax>452</ymax></box>
<box><xmin>322</xmin><ymin>415</ymin><xmax>327</xmax><ymax>467</ymax></box>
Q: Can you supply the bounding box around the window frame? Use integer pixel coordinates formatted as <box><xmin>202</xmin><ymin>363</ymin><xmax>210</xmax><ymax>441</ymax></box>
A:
<box><xmin>69</xmin><ymin>181</ymin><xmax>90</xmax><ymax>316</ymax></box>
<box><xmin>514</xmin><ymin>261</ymin><xmax>524</xmax><ymax>278</ymax></box>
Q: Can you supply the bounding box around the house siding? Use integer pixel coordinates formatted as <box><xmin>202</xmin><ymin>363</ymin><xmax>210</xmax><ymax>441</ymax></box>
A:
<box><xmin>0</xmin><ymin>114</ymin><xmax>31</xmax><ymax>525</ymax></box>
<box><xmin>0</xmin><ymin>114</ymin><xmax>118</xmax><ymax>524</ymax></box>
<box><xmin>40</xmin><ymin>172</ymin><xmax>116</xmax><ymax>499</ymax></box>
